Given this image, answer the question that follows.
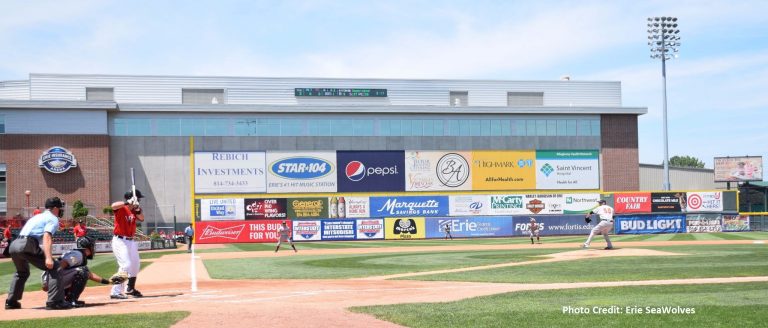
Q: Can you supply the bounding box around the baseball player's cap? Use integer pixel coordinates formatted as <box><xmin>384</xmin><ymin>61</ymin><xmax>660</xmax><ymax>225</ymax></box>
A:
<box><xmin>597</xmin><ymin>199</ymin><xmax>607</xmax><ymax>204</ymax></box>
<box><xmin>282</xmin><ymin>220</ymin><xmax>286</xmax><ymax>224</ymax></box>
<box><xmin>529</xmin><ymin>217</ymin><xmax>536</xmax><ymax>222</ymax></box>
<box><xmin>44</xmin><ymin>197</ymin><xmax>64</xmax><ymax>209</ymax></box>
<box><xmin>124</xmin><ymin>189</ymin><xmax>144</xmax><ymax>199</ymax></box>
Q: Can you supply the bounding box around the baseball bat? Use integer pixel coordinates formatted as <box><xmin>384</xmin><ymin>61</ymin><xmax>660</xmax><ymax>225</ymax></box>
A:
<box><xmin>130</xmin><ymin>168</ymin><xmax>136</xmax><ymax>199</ymax></box>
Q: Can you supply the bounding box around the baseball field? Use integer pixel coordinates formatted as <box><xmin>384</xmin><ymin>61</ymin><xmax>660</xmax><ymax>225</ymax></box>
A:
<box><xmin>1</xmin><ymin>232</ymin><xmax>767</xmax><ymax>327</ymax></box>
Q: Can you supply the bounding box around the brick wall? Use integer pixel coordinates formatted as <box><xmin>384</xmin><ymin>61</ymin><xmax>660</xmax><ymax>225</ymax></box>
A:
<box><xmin>601</xmin><ymin>115</ymin><xmax>640</xmax><ymax>191</ymax></box>
<box><xmin>0</xmin><ymin>135</ymin><xmax>110</xmax><ymax>216</ymax></box>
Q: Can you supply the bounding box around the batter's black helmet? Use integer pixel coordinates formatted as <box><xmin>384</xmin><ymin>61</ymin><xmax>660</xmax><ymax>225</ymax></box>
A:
<box><xmin>44</xmin><ymin>197</ymin><xmax>64</xmax><ymax>209</ymax></box>
<box><xmin>124</xmin><ymin>189</ymin><xmax>144</xmax><ymax>200</ymax></box>
<box><xmin>77</xmin><ymin>236</ymin><xmax>95</xmax><ymax>259</ymax></box>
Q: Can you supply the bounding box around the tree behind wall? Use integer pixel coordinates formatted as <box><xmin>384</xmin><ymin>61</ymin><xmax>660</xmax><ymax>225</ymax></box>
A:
<box><xmin>72</xmin><ymin>200</ymin><xmax>89</xmax><ymax>222</ymax></box>
<box><xmin>668</xmin><ymin>155</ymin><xmax>706</xmax><ymax>168</ymax></box>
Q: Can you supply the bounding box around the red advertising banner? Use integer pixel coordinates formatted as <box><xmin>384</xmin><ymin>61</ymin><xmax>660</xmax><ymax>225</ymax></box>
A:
<box><xmin>244</xmin><ymin>198</ymin><xmax>288</xmax><ymax>220</ymax></box>
<box><xmin>195</xmin><ymin>220</ymin><xmax>288</xmax><ymax>244</ymax></box>
<box><xmin>613</xmin><ymin>192</ymin><xmax>652</xmax><ymax>213</ymax></box>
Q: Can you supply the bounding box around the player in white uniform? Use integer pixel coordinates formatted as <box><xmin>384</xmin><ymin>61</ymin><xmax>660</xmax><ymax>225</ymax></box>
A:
<box><xmin>274</xmin><ymin>221</ymin><xmax>297</xmax><ymax>253</ymax></box>
<box><xmin>529</xmin><ymin>218</ymin><xmax>540</xmax><ymax>244</ymax></box>
<box><xmin>582</xmin><ymin>199</ymin><xmax>614</xmax><ymax>249</ymax></box>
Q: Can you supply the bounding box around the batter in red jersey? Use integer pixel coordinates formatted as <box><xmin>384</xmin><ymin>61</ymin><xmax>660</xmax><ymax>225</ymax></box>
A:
<box><xmin>109</xmin><ymin>190</ymin><xmax>145</xmax><ymax>299</ymax></box>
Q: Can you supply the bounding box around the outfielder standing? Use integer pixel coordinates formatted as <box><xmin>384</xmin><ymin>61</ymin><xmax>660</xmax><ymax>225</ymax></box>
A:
<box><xmin>444</xmin><ymin>222</ymin><xmax>453</xmax><ymax>240</ymax></box>
<box><xmin>529</xmin><ymin>218</ymin><xmax>541</xmax><ymax>244</ymax></box>
<box><xmin>109</xmin><ymin>190</ymin><xmax>145</xmax><ymax>299</ymax></box>
<box><xmin>274</xmin><ymin>220</ymin><xmax>297</xmax><ymax>253</ymax></box>
<box><xmin>582</xmin><ymin>199</ymin><xmax>615</xmax><ymax>250</ymax></box>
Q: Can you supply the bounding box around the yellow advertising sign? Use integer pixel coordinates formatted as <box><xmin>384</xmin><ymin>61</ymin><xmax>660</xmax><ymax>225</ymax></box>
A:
<box><xmin>471</xmin><ymin>151</ymin><xmax>536</xmax><ymax>190</ymax></box>
<box><xmin>384</xmin><ymin>217</ymin><xmax>426</xmax><ymax>240</ymax></box>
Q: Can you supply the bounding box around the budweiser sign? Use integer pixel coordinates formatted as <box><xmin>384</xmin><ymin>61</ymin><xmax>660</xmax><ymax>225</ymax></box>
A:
<box><xmin>199</xmin><ymin>224</ymin><xmax>245</xmax><ymax>240</ymax></box>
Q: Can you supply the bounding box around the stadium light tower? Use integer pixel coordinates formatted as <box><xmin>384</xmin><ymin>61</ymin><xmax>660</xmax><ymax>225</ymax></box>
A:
<box><xmin>648</xmin><ymin>16</ymin><xmax>680</xmax><ymax>191</ymax></box>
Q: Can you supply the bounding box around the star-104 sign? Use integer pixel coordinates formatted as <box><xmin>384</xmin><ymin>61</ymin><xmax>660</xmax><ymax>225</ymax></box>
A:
<box><xmin>38</xmin><ymin>146</ymin><xmax>78</xmax><ymax>173</ymax></box>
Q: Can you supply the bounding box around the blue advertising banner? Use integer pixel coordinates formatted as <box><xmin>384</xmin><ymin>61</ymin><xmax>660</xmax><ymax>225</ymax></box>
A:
<box><xmin>336</xmin><ymin>151</ymin><xmax>405</xmax><ymax>192</ymax></box>
<box><xmin>425</xmin><ymin>217</ymin><xmax>514</xmax><ymax>238</ymax></box>
<box><xmin>512</xmin><ymin>215</ymin><xmax>596</xmax><ymax>236</ymax></box>
<box><xmin>615</xmin><ymin>215</ymin><xmax>686</xmax><ymax>234</ymax></box>
<box><xmin>321</xmin><ymin>220</ymin><xmax>357</xmax><ymax>240</ymax></box>
<box><xmin>370</xmin><ymin>196</ymin><xmax>450</xmax><ymax>217</ymax></box>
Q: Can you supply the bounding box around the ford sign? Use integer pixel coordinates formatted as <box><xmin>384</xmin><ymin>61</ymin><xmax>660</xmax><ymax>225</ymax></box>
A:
<box><xmin>270</xmin><ymin>157</ymin><xmax>334</xmax><ymax>180</ymax></box>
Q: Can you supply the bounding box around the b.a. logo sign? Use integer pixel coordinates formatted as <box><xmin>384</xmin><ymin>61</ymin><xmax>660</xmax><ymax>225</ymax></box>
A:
<box><xmin>38</xmin><ymin>147</ymin><xmax>77</xmax><ymax>174</ymax></box>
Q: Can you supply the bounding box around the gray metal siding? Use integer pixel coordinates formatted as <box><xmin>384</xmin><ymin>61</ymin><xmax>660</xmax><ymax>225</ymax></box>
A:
<box><xmin>639</xmin><ymin>165</ymin><xmax>728</xmax><ymax>190</ymax></box>
<box><xmin>0</xmin><ymin>109</ymin><xmax>107</xmax><ymax>134</ymax></box>
<box><xmin>0</xmin><ymin>81</ymin><xmax>30</xmax><ymax>100</ymax></box>
<box><xmin>29</xmin><ymin>74</ymin><xmax>622</xmax><ymax>107</ymax></box>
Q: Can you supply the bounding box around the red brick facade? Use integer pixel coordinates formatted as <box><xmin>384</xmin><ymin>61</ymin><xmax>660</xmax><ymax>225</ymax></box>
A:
<box><xmin>600</xmin><ymin>115</ymin><xmax>640</xmax><ymax>191</ymax></box>
<box><xmin>0</xmin><ymin>135</ymin><xmax>110</xmax><ymax>217</ymax></box>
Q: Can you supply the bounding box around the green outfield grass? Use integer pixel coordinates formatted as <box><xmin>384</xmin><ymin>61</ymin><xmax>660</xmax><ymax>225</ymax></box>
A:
<box><xmin>0</xmin><ymin>311</ymin><xmax>189</xmax><ymax>328</ymax></box>
<box><xmin>204</xmin><ymin>248</ymin><xmax>564</xmax><ymax>279</ymax></box>
<box><xmin>404</xmin><ymin>244</ymin><xmax>768</xmax><ymax>283</ymax></box>
<box><xmin>351</xmin><ymin>282</ymin><xmax>768</xmax><ymax>328</ymax></box>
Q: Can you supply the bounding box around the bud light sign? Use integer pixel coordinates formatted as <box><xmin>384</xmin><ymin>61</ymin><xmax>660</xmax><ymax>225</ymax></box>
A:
<box><xmin>615</xmin><ymin>215</ymin><xmax>686</xmax><ymax>234</ymax></box>
<box><xmin>336</xmin><ymin>151</ymin><xmax>405</xmax><ymax>192</ymax></box>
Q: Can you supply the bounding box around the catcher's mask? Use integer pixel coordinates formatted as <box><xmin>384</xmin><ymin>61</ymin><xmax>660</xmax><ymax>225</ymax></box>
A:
<box><xmin>77</xmin><ymin>236</ymin><xmax>96</xmax><ymax>259</ymax></box>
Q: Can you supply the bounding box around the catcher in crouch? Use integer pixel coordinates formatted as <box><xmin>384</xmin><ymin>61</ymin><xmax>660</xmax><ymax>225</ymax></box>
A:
<box><xmin>42</xmin><ymin>236</ymin><xmax>127</xmax><ymax>307</ymax></box>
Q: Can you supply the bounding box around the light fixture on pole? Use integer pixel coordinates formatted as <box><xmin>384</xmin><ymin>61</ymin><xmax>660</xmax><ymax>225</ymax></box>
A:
<box><xmin>647</xmin><ymin>16</ymin><xmax>680</xmax><ymax>191</ymax></box>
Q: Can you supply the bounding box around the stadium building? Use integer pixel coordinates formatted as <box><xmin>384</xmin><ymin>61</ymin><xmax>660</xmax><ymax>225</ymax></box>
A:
<box><xmin>0</xmin><ymin>74</ymin><xmax>647</xmax><ymax>229</ymax></box>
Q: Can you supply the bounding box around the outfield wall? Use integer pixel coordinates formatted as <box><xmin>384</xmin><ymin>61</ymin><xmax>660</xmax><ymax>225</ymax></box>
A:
<box><xmin>192</xmin><ymin>190</ymin><xmax>745</xmax><ymax>243</ymax></box>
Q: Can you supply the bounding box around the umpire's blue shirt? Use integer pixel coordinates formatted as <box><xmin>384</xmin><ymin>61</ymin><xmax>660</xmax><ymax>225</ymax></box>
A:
<box><xmin>18</xmin><ymin>210</ymin><xmax>60</xmax><ymax>244</ymax></box>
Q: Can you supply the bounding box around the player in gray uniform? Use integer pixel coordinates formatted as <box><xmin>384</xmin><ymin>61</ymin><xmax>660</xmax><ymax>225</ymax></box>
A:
<box><xmin>582</xmin><ymin>199</ymin><xmax>615</xmax><ymax>250</ymax></box>
<box><xmin>42</xmin><ymin>236</ymin><xmax>123</xmax><ymax>307</ymax></box>
<box><xmin>529</xmin><ymin>218</ymin><xmax>541</xmax><ymax>244</ymax></box>
<box><xmin>274</xmin><ymin>220</ymin><xmax>297</xmax><ymax>253</ymax></box>
<box><xmin>444</xmin><ymin>222</ymin><xmax>453</xmax><ymax>240</ymax></box>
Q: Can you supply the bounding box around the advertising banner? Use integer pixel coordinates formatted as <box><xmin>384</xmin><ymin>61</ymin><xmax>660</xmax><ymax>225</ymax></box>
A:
<box><xmin>523</xmin><ymin>194</ymin><xmax>564</xmax><ymax>215</ymax></box>
<box><xmin>385</xmin><ymin>217</ymin><xmax>426</xmax><ymax>240</ymax></box>
<box><xmin>425</xmin><ymin>217</ymin><xmax>514</xmax><ymax>238</ymax></box>
<box><xmin>615</xmin><ymin>215</ymin><xmax>686</xmax><ymax>234</ymax></box>
<box><xmin>535</xmin><ymin>150</ymin><xmax>600</xmax><ymax>189</ymax></box>
<box><xmin>266</xmin><ymin>151</ymin><xmax>337</xmax><ymax>193</ymax></box>
<box><xmin>292</xmin><ymin>220</ymin><xmax>322</xmax><ymax>241</ymax></box>
<box><xmin>614</xmin><ymin>192</ymin><xmax>652</xmax><ymax>213</ymax></box>
<box><xmin>404</xmin><ymin>151</ymin><xmax>472</xmax><ymax>191</ymax></box>
<box><xmin>512</xmin><ymin>215</ymin><xmax>595</xmax><ymax>236</ymax></box>
<box><xmin>449</xmin><ymin>195</ymin><xmax>490</xmax><ymax>216</ymax></box>
<box><xmin>336</xmin><ymin>151</ymin><xmax>405</xmax><ymax>192</ymax></box>
<box><xmin>194</xmin><ymin>152</ymin><xmax>266</xmax><ymax>194</ymax></box>
<box><xmin>723</xmin><ymin>214</ymin><xmax>750</xmax><ymax>231</ymax></box>
<box><xmin>471</xmin><ymin>151</ymin><xmax>536</xmax><ymax>190</ymax></box>
<box><xmin>651</xmin><ymin>192</ymin><xmax>685</xmax><ymax>213</ymax></box>
<box><xmin>321</xmin><ymin>220</ymin><xmax>357</xmax><ymax>240</ymax></box>
<box><xmin>686</xmin><ymin>192</ymin><xmax>724</xmax><ymax>212</ymax></box>
<box><xmin>195</xmin><ymin>220</ymin><xmax>286</xmax><ymax>243</ymax></box>
<box><xmin>287</xmin><ymin>198</ymin><xmax>329</xmax><ymax>219</ymax></box>
<box><xmin>345</xmin><ymin>197</ymin><xmax>370</xmax><ymax>218</ymax></box>
<box><xmin>200</xmin><ymin>198</ymin><xmax>245</xmax><ymax>221</ymax></box>
<box><xmin>356</xmin><ymin>219</ymin><xmax>385</xmax><ymax>239</ymax></box>
<box><xmin>487</xmin><ymin>194</ymin><xmax>528</xmax><ymax>215</ymax></box>
<box><xmin>714</xmin><ymin>156</ymin><xmax>763</xmax><ymax>182</ymax></box>
<box><xmin>370</xmin><ymin>196</ymin><xmax>449</xmax><ymax>217</ymax></box>
<box><xmin>563</xmin><ymin>193</ymin><xmax>602</xmax><ymax>214</ymax></box>
<box><xmin>244</xmin><ymin>198</ymin><xmax>288</xmax><ymax>220</ymax></box>
<box><xmin>685</xmin><ymin>214</ymin><xmax>723</xmax><ymax>233</ymax></box>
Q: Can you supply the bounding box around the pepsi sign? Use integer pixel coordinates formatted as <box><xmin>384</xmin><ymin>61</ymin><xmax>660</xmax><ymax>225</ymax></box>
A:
<box><xmin>337</xmin><ymin>151</ymin><xmax>405</xmax><ymax>192</ymax></box>
<box><xmin>38</xmin><ymin>146</ymin><xmax>77</xmax><ymax>174</ymax></box>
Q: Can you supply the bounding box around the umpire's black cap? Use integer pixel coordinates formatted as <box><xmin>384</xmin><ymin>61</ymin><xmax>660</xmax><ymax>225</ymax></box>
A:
<box><xmin>124</xmin><ymin>189</ymin><xmax>144</xmax><ymax>199</ymax></box>
<box><xmin>44</xmin><ymin>197</ymin><xmax>64</xmax><ymax>209</ymax></box>
<box><xmin>597</xmin><ymin>199</ymin><xmax>607</xmax><ymax>205</ymax></box>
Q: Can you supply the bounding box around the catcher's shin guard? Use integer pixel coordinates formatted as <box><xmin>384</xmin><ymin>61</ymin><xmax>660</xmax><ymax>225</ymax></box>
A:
<box><xmin>67</xmin><ymin>267</ymin><xmax>90</xmax><ymax>303</ymax></box>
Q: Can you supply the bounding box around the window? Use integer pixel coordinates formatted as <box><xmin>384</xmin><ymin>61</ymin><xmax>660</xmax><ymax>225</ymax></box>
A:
<box><xmin>182</xmin><ymin>89</ymin><xmax>225</xmax><ymax>105</ymax></box>
<box><xmin>507</xmin><ymin>92</ymin><xmax>544</xmax><ymax>106</ymax></box>
<box><xmin>0</xmin><ymin>114</ymin><xmax>4</xmax><ymax>133</ymax></box>
<box><xmin>449</xmin><ymin>91</ymin><xmax>468</xmax><ymax>107</ymax></box>
<box><xmin>86</xmin><ymin>87</ymin><xmax>114</xmax><ymax>101</ymax></box>
<box><xmin>0</xmin><ymin>165</ymin><xmax>6</xmax><ymax>211</ymax></box>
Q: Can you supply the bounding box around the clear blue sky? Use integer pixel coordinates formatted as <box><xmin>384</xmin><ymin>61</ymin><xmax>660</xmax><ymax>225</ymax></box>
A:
<box><xmin>1</xmin><ymin>0</ymin><xmax>766</xmax><ymax>173</ymax></box>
